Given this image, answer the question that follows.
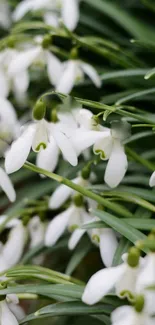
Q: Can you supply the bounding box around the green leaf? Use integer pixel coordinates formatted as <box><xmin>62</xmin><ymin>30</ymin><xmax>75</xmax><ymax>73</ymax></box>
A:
<box><xmin>116</xmin><ymin>88</ymin><xmax>155</xmax><ymax>105</ymax></box>
<box><xmin>112</xmin><ymin>237</ymin><xmax>131</xmax><ymax>266</ymax></box>
<box><xmin>82</xmin><ymin>218</ymin><xmax>155</xmax><ymax>231</ymax></box>
<box><xmin>93</xmin><ymin>209</ymin><xmax>147</xmax><ymax>251</ymax></box>
<box><xmin>19</xmin><ymin>301</ymin><xmax>113</xmax><ymax>324</ymax></box>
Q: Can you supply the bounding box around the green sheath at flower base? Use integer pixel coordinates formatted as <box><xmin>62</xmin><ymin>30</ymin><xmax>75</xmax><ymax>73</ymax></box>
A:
<box><xmin>127</xmin><ymin>247</ymin><xmax>140</xmax><ymax>267</ymax></box>
<box><xmin>33</xmin><ymin>100</ymin><xmax>46</xmax><ymax>120</ymax></box>
<box><xmin>135</xmin><ymin>295</ymin><xmax>145</xmax><ymax>313</ymax></box>
<box><xmin>81</xmin><ymin>166</ymin><xmax>91</xmax><ymax>180</ymax></box>
<box><xmin>70</xmin><ymin>48</ymin><xmax>79</xmax><ymax>59</ymax></box>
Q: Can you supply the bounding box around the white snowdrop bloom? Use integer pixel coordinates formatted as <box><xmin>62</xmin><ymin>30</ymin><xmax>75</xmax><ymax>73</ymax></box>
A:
<box><xmin>45</xmin><ymin>203</ymin><xmax>89</xmax><ymax>247</ymax></box>
<box><xmin>28</xmin><ymin>216</ymin><xmax>45</xmax><ymax>264</ymax></box>
<box><xmin>2</xmin><ymin>222</ymin><xmax>27</xmax><ymax>268</ymax></box>
<box><xmin>82</xmin><ymin>252</ymin><xmax>142</xmax><ymax>305</ymax></box>
<box><xmin>0</xmin><ymin>168</ymin><xmax>16</xmax><ymax>202</ymax></box>
<box><xmin>93</xmin><ymin>120</ymin><xmax>131</xmax><ymax>188</ymax></box>
<box><xmin>0</xmin><ymin>1</ymin><xmax>11</xmax><ymax>29</ymax></box>
<box><xmin>49</xmin><ymin>176</ymin><xmax>88</xmax><ymax>209</ymax></box>
<box><xmin>0</xmin><ymin>97</ymin><xmax>19</xmax><ymax>156</ymax></box>
<box><xmin>56</xmin><ymin>59</ymin><xmax>101</xmax><ymax>94</ymax></box>
<box><xmin>90</xmin><ymin>221</ymin><xmax>118</xmax><ymax>267</ymax></box>
<box><xmin>13</xmin><ymin>0</ymin><xmax>80</xmax><ymax>31</ymax></box>
<box><xmin>5</xmin><ymin>117</ymin><xmax>80</xmax><ymax>174</ymax></box>
<box><xmin>0</xmin><ymin>299</ymin><xmax>19</xmax><ymax>325</ymax></box>
<box><xmin>149</xmin><ymin>172</ymin><xmax>155</xmax><ymax>187</ymax></box>
<box><xmin>0</xmin><ymin>49</ymin><xmax>29</xmax><ymax>101</ymax></box>
<box><xmin>7</xmin><ymin>37</ymin><xmax>63</xmax><ymax>88</ymax></box>
<box><xmin>111</xmin><ymin>305</ymin><xmax>155</xmax><ymax>325</ymax></box>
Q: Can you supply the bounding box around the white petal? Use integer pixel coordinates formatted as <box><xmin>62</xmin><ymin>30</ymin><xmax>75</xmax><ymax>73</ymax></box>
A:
<box><xmin>28</xmin><ymin>216</ymin><xmax>45</xmax><ymax>247</ymax></box>
<box><xmin>0</xmin><ymin>97</ymin><xmax>17</xmax><ymax>128</ymax></box>
<box><xmin>13</xmin><ymin>70</ymin><xmax>29</xmax><ymax>95</ymax></box>
<box><xmin>36</xmin><ymin>136</ymin><xmax>59</xmax><ymax>173</ymax></box>
<box><xmin>56</xmin><ymin>60</ymin><xmax>77</xmax><ymax>94</ymax></box>
<box><xmin>46</xmin><ymin>51</ymin><xmax>63</xmax><ymax>86</ymax></box>
<box><xmin>115</xmin><ymin>266</ymin><xmax>138</xmax><ymax>297</ymax></box>
<box><xmin>0</xmin><ymin>215</ymin><xmax>19</xmax><ymax>228</ymax></box>
<box><xmin>8</xmin><ymin>303</ymin><xmax>25</xmax><ymax>321</ymax></box>
<box><xmin>5</xmin><ymin>125</ymin><xmax>35</xmax><ymax>174</ymax></box>
<box><xmin>93</xmin><ymin>134</ymin><xmax>112</xmax><ymax>160</ymax></box>
<box><xmin>68</xmin><ymin>228</ymin><xmax>86</xmax><ymax>250</ymax></box>
<box><xmin>45</xmin><ymin>206</ymin><xmax>73</xmax><ymax>246</ymax></box>
<box><xmin>62</xmin><ymin>0</ymin><xmax>79</xmax><ymax>31</ymax></box>
<box><xmin>53</xmin><ymin>127</ymin><xmax>77</xmax><ymax>166</ymax></box>
<box><xmin>76</xmin><ymin>108</ymin><xmax>94</xmax><ymax>130</ymax></box>
<box><xmin>44</xmin><ymin>12</ymin><xmax>59</xmax><ymax>27</ymax></box>
<box><xmin>49</xmin><ymin>177</ymin><xmax>79</xmax><ymax>209</ymax></box>
<box><xmin>82</xmin><ymin>264</ymin><xmax>125</xmax><ymax>305</ymax></box>
<box><xmin>8</xmin><ymin>47</ymin><xmax>41</xmax><ymax>76</ymax></box>
<box><xmin>12</xmin><ymin>0</ymin><xmax>34</xmax><ymax>21</ymax></box>
<box><xmin>0</xmin><ymin>168</ymin><xmax>16</xmax><ymax>202</ymax></box>
<box><xmin>104</xmin><ymin>139</ymin><xmax>128</xmax><ymax>188</ymax></box>
<box><xmin>136</xmin><ymin>253</ymin><xmax>155</xmax><ymax>291</ymax></box>
<box><xmin>1</xmin><ymin>301</ymin><xmax>18</xmax><ymax>325</ymax></box>
<box><xmin>99</xmin><ymin>229</ymin><xmax>118</xmax><ymax>267</ymax></box>
<box><xmin>111</xmin><ymin>306</ymin><xmax>134</xmax><ymax>325</ymax></box>
<box><xmin>71</xmin><ymin>129</ymin><xmax>107</xmax><ymax>156</ymax></box>
<box><xmin>81</xmin><ymin>63</ymin><xmax>101</xmax><ymax>88</ymax></box>
<box><xmin>3</xmin><ymin>223</ymin><xmax>26</xmax><ymax>267</ymax></box>
<box><xmin>0</xmin><ymin>69</ymin><xmax>9</xmax><ymax>97</ymax></box>
<box><xmin>149</xmin><ymin>171</ymin><xmax>155</xmax><ymax>187</ymax></box>
<box><xmin>32</xmin><ymin>119</ymin><xmax>48</xmax><ymax>152</ymax></box>
<box><xmin>0</xmin><ymin>2</ymin><xmax>10</xmax><ymax>29</ymax></box>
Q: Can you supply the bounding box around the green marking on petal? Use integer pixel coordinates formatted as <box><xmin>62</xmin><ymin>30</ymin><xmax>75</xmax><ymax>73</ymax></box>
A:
<box><xmin>35</xmin><ymin>143</ymin><xmax>47</xmax><ymax>152</ymax></box>
<box><xmin>94</xmin><ymin>149</ymin><xmax>106</xmax><ymax>159</ymax></box>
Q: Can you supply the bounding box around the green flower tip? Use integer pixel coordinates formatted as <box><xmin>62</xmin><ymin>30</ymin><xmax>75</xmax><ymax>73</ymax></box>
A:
<box><xmin>135</xmin><ymin>295</ymin><xmax>145</xmax><ymax>313</ymax></box>
<box><xmin>127</xmin><ymin>247</ymin><xmax>140</xmax><ymax>268</ymax></box>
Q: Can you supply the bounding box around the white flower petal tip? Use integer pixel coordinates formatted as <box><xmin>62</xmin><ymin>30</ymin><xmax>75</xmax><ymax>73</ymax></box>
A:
<box><xmin>68</xmin><ymin>228</ymin><xmax>86</xmax><ymax>250</ymax></box>
<box><xmin>104</xmin><ymin>140</ymin><xmax>128</xmax><ymax>188</ymax></box>
<box><xmin>81</xmin><ymin>63</ymin><xmax>101</xmax><ymax>88</ymax></box>
<box><xmin>149</xmin><ymin>172</ymin><xmax>155</xmax><ymax>187</ymax></box>
<box><xmin>82</xmin><ymin>266</ymin><xmax>124</xmax><ymax>305</ymax></box>
<box><xmin>1</xmin><ymin>301</ymin><xmax>18</xmax><ymax>325</ymax></box>
<box><xmin>62</xmin><ymin>0</ymin><xmax>80</xmax><ymax>31</ymax></box>
<box><xmin>0</xmin><ymin>168</ymin><xmax>16</xmax><ymax>202</ymax></box>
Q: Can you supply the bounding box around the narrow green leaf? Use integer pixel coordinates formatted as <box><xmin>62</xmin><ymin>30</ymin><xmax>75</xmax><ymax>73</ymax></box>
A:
<box><xmin>112</xmin><ymin>237</ymin><xmax>131</xmax><ymax>266</ymax></box>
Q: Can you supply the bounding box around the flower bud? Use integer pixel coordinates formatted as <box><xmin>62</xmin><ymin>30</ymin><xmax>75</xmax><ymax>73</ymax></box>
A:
<box><xmin>70</xmin><ymin>48</ymin><xmax>78</xmax><ymax>59</ymax></box>
<box><xmin>33</xmin><ymin>100</ymin><xmax>46</xmax><ymax>120</ymax></box>
<box><xmin>135</xmin><ymin>295</ymin><xmax>145</xmax><ymax>313</ymax></box>
<box><xmin>127</xmin><ymin>247</ymin><xmax>140</xmax><ymax>267</ymax></box>
<box><xmin>73</xmin><ymin>194</ymin><xmax>84</xmax><ymax>207</ymax></box>
<box><xmin>81</xmin><ymin>166</ymin><xmax>91</xmax><ymax>180</ymax></box>
<box><xmin>42</xmin><ymin>35</ymin><xmax>52</xmax><ymax>49</ymax></box>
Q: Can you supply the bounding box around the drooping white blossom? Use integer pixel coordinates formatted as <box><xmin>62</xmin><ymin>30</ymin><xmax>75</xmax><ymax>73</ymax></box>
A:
<box><xmin>56</xmin><ymin>59</ymin><xmax>101</xmax><ymax>94</ymax></box>
<box><xmin>13</xmin><ymin>0</ymin><xmax>80</xmax><ymax>31</ymax></box>
<box><xmin>111</xmin><ymin>305</ymin><xmax>155</xmax><ymax>325</ymax></box>
<box><xmin>82</xmin><ymin>253</ymin><xmax>143</xmax><ymax>305</ymax></box>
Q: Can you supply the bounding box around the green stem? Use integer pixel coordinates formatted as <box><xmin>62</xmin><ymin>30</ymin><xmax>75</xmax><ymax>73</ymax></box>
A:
<box><xmin>126</xmin><ymin>147</ymin><xmax>155</xmax><ymax>171</ymax></box>
<box><xmin>24</xmin><ymin>162</ymin><xmax>132</xmax><ymax>218</ymax></box>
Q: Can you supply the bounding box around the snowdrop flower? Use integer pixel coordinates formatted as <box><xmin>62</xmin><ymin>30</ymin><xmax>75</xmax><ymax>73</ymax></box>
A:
<box><xmin>56</xmin><ymin>58</ymin><xmax>101</xmax><ymax>94</ymax></box>
<box><xmin>0</xmin><ymin>1</ymin><xmax>10</xmax><ymax>29</ymax></box>
<box><xmin>149</xmin><ymin>172</ymin><xmax>155</xmax><ymax>187</ymax></box>
<box><xmin>49</xmin><ymin>176</ymin><xmax>88</xmax><ymax>209</ymax></box>
<box><xmin>93</xmin><ymin>120</ymin><xmax>131</xmax><ymax>188</ymax></box>
<box><xmin>111</xmin><ymin>304</ymin><xmax>155</xmax><ymax>325</ymax></box>
<box><xmin>0</xmin><ymin>97</ymin><xmax>19</xmax><ymax>156</ymax></box>
<box><xmin>5</xmin><ymin>117</ymin><xmax>79</xmax><ymax>174</ymax></box>
<box><xmin>45</xmin><ymin>201</ymin><xmax>89</xmax><ymax>247</ymax></box>
<box><xmin>13</xmin><ymin>0</ymin><xmax>80</xmax><ymax>31</ymax></box>
<box><xmin>7</xmin><ymin>36</ymin><xmax>63</xmax><ymax>88</ymax></box>
<box><xmin>82</xmin><ymin>248</ymin><xmax>142</xmax><ymax>305</ymax></box>
<box><xmin>2</xmin><ymin>222</ymin><xmax>27</xmax><ymax>268</ymax></box>
<box><xmin>90</xmin><ymin>220</ymin><xmax>118</xmax><ymax>267</ymax></box>
<box><xmin>0</xmin><ymin>298</ymin><xmax>19</xmax><ymax>325</ymax></box>
<box><xmin>0</xmin><ymin>167</ymin><xmax>16</xmax><ymax>202</ymax></box>
<box><xmin>28</xmin><ymin>216</ymin><xmax>45</xmax><ymax>264</ymax></box>
<box><xmin>0</xmin><ymin>49</ymin><xmax>29</xmax><ymax>101</ymax></box>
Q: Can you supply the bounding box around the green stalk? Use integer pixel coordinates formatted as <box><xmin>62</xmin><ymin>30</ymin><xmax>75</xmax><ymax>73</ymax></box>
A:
<box><xmin>126</xmin><ymin>147</ymin><xmax>155</xmax><ymax>171</ymax></box>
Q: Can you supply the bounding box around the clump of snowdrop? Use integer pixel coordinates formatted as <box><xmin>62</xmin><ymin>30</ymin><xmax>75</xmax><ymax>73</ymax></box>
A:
<box><xmin>13</xmin><ymin>0</ymin><xmax>80</xmax><ymax>31</ymax></box>
<box><xmin>7</xmin><ymin>35</ymin><xmax>63</xmax><ymax>90</ymax></box>
<box><xmin>56</xmin><ymin>48</ymin><xmax>101</xmax><ymax>94</ymax></box>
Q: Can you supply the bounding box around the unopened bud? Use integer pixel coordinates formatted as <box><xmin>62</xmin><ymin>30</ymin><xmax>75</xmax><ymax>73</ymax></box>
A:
<box><xmin>33</xmin><ymin>100</ymin><xmax>46</xmax><ymax>120</ymax></box>
<box><xmin>42</xmin><ymin>35</ymin><xmax>52</xmax><ymax>49</ymax></box>
<box><xmin>81</xmin><ymin>166</ymin><xmax>91</xmax><ymax>180</ymax></box>
<box><xmin>73</xmin><ymin>194</ymin><xmax>84</xmax><ymax>207</ymax></box>
<box><xmin>135</xmin><ymin>295</ymin><xmax>145</xmax><ymax>313</ymax></box>
<box><xmin>127</xmin><ymin>247</ymin><xmax>140</xmax><ymax>268</ymax></box>
<box><xmin>70</xmin><ymin>48</ymin><xmax>78</xmax><ymax>59</ymax></box>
